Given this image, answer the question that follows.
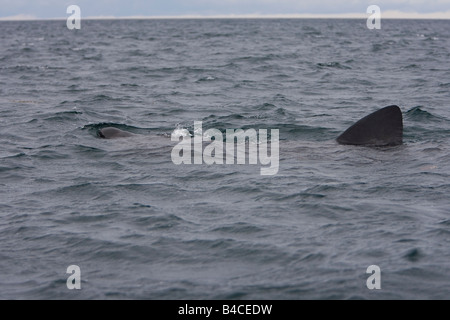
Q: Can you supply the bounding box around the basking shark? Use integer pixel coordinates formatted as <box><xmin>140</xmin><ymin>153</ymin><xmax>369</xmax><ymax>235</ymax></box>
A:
<box><xmin>98</xmin><ymin>127</ymin><xmax>135</xmax><ymax>139</ymax></box>
<box><xmin>336</xmin><ymin>105</ymin><xmax>403</xmax><ymax>146</ymax></box>
<box><xmin>98</xmin><ymin>105</ymin><xmax>403</xmax><ymax>146</ymax></box>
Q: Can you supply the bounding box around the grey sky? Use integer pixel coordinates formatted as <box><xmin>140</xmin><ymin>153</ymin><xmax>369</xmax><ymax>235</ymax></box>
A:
<box><xmin>0</xmin><ymin>0</ymin><xmax>449</xmax><ymax>19</ymax></box>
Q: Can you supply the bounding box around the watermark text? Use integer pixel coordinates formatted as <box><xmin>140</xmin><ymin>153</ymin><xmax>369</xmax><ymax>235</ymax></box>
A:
<box><xmin>367</xmin><ymin>5</ymin><xmax>381</xmax><ymax>29</ymax></box>
<box><xmin>67</xmin><ymin>5</ymin><xmax>81</xmax><ymax>30</ymax></box>
<box><xmin>171</xmin><ymin>122</ymin><xmax>279</xmax><ymax>176</ymax></box>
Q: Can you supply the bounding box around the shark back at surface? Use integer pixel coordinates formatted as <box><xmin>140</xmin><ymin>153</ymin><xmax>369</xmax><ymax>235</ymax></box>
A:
<box><xmin>96</xmin><ymin>105</ymin><xmax>404</xmax><ymax>148</ymax></box>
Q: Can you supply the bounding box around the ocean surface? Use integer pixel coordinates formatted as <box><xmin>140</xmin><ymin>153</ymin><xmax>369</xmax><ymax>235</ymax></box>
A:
<box><xmin>0</xmin><ymin>19</ymin><xmax>449</xmax><ymax>300</ymax></box>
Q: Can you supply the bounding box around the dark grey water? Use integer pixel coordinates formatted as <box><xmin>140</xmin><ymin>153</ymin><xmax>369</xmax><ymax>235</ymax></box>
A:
<box><xmin>0</xmin><ymin>19</ymin><xmax>449</xmax><ymax>299</ymax></box>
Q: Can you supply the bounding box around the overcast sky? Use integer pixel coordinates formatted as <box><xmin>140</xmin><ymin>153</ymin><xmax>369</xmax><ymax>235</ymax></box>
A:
<box><xmin>1</xmin><ymin>0</ymin><xmax>449</xmax><ymax>19</ymax></box>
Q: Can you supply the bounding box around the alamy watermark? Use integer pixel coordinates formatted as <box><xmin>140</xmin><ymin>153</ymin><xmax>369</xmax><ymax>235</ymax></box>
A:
<box><xmin>366</xmin><ymin>265</ymin><xmax>381</xmax><ymax>290</ymax></box>
<box><xmin>66</xmin><ymin>265</ymin><xmax>81</xmax><ymax>289</ymax></box>
<box><xmin>67</xmin><ymin>5</ymin><xmax>81</xmax><ymax>30</ymax></box>
<box><xmin>367</xmin><ymin>5</ymin><xmax>381</xmax><ymax>29</ymax></box>
<box><xmin>171</xmin><ymin>122</ymin><xmax>279</xmax><ymax>176</ymax></box>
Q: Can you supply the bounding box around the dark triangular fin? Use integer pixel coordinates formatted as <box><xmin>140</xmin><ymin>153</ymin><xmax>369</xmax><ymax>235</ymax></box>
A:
<box><xmin>336</xmin><ymin>105</ymin><xmax>403</xmax><ymax>146</ymax></box>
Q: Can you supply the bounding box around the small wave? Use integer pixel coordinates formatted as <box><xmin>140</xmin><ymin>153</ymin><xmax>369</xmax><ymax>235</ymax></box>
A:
<box><xmin>401</xmin><ymin>64</ymin><xmax>420</xmax><ymax>69</ymax></box>
<box><xmin>90</xmin><ymin>94</ymin><xmax>122</xmax><ymax>102</ymax></box>
<box><xmin>404</xmin><ymin>107</ymin><xmax>450</xmax><ymax>142</ymax></box>
<box><xmin>9</xmin><ymin>99</ymin><xmax>42</xmax><ymax>104</ymax></box>
<box><xmin>301</xmin><ymin>26</ymin><xmax>322</xmax><ymax>36</ymax></box>
<box><xmin>120</xmin><ymin>83</ymin><xmax>140</xmax><ymax>87</ymax></box>
<box><xmin>316</xmin><ymin>62</ymin><xmax>351</xmax><ymax>70</ymax></box>
<box><xmin>372</xmin><ymin>40</ymin><xmax>397</xmax><ymax>52</ymax></box>
<box><xmin>231</xmin><ymin>54</ymin><xmax>279</xmax><ymax>63</ymax></box>
<box><xmin>65</xmin><ymin>85</ymin><xmax>89</xmax><ymax>93</ymax></box>
<box><xmin>199</xmin><ymin>105</ymin><xmax>290</xmax><ymax>126</ymax></box>
<box><xmin>202</xmin><ymin>32</ymin><xmax>236</xmax><ymax>38</ymax></box>
<box><xmin>405</xmin><ymin>106</ymin><xmax>440</xmax><ymax>121</ymax></box>
<box><xmin>131</xmin><ymin>213</ymin><xmax>184</xmax><ymax>230</ymax></box>
<box><xmin>371</xmin><ymin>43</ymin><xmax>383</xmax><ymax>52</ymax></box>
<box><xmin>196</xmin><ymin>76</ymin><xmax>216</xmax><ymax>82</ymax></box>
<box><xmin>31</xmin><ymin>149</ymin><xmax>70</xmax><ymax>160</ymax></box>
<box><xmin>211</xmin><ymin>222</ymin><xmax>264</xmax><ymax>234</ymax></box>
<box><xmin>126</xmin><ymin>49</ymin><xmax>154</xmax><ymax>57</ymax></box>
<box><xmin>83</xmin><ymin>53</ymin><xmax>103</xmax><ymax>61</ymax></box>
<box><xmin>1</xmin><ymin>65</ymin><xmax>53</xmax><ymax>72</ymax></box>
<box><xmin>0</xmin><ymin>152</ymin><xmax>27</xmax><ymax>160</ymax></box>
<box><xmin>21</xmin><ymin>47</ymin><xmax>34</xmax><ymax>52</ymax></box>
<box><xmin>403</xmin><ymin>248</ymin><xmax>423</xmax><ymax>262</ymax></box>
<box><xmin>73</xmin><ymin>144</ymin><xmax>107</xmax><ymax>156</ymax></box>
<box><xmin>42</xmin><ymin>110</ymin><xmax>83</xmax><ymax>121</ymax></box>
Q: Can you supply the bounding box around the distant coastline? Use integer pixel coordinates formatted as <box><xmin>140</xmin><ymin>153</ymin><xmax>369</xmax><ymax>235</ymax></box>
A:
<box><xmin>1</xmin><ymin>11</ymin><xmax>450</xmax><ymax>21</ymax></box>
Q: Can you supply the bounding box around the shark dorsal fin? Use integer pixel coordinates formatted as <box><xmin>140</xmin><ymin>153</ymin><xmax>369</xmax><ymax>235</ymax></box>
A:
<box><xmin>337</xmin><ymin>105</ymin><xmax>403</xmax><ymax>146</ymax></box>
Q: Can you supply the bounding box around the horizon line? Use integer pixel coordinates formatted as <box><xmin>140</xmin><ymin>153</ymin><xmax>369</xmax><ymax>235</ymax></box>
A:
<box><xmin>1</xmin><ymin>11</ymin><xmax>450</xmax><ymax>21</ymax></box>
